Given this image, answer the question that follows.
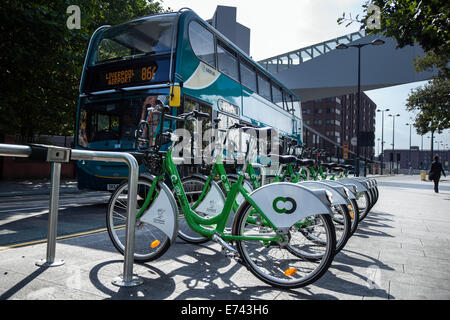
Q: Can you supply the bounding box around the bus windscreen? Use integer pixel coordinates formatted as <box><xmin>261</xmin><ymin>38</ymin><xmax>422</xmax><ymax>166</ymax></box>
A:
<box><xmin>91</xmin><ymin>15</ymin><xmax>177</xmax><ymax>66</ymax></box>
<box><xmin>77</xmin><ymin>94</ymin><xmax>169</xmax><ymax>151</ymax></box>
<box><xmin>82</xmin><ymin>14</ymin><xmax>177</xmax><ymax>92</ymax></box>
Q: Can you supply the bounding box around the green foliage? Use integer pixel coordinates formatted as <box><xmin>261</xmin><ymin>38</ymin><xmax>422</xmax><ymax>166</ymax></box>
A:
<box><xmin>363</xmin><ymin>1</ymin><xmax>449</xmax><ymax>54</ymax></box>
<box><xmin>406</xmin><ymin>78</ymin><xmax>450</xmax><ymax>135</ymax></box>
<box><xmin>0</xmin><ymin>0</ymin><xmax>165</xmax><ymax>139</ymax></box>
<box><xmin>338</xmin><ymin>0</ymin><xmax>449</xmax><ymax>56</ymax></box>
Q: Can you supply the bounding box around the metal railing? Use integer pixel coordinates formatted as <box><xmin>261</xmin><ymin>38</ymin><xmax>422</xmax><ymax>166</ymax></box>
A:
<box><xmin>258</xmin><ymin>30</ymin><xmax>366</xmax><ymax>73</ymax></box>
<box><xmin>0</xmin><ymin>143</ymin><xmax>142</xmax><ymax>287</ymax></box>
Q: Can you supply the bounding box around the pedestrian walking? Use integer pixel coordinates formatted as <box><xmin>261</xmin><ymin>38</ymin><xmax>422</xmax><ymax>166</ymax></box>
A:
<box><xmin>428</xmin><ymin>155</ymin><xmax>446</xmax><ymax>193</ymax></box>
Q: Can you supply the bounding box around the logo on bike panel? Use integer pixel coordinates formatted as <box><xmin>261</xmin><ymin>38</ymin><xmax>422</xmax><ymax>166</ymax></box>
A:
<box><xmin>272</xmin><ymin>197</ymin><xmax>297</xmax><ymax>214</ymax></box>
<box><xmin>153</xmin><ymin>209</ymin><xmax>166</xmax><ymax>225</ymax></box>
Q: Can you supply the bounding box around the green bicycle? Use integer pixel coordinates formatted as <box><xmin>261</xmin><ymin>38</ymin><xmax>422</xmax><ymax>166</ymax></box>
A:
<box><xmin>106</xmin><ymin>106</ymin><xmax>337</xmax><ymax>289</ymax></box>
<box><xmin>246</xmin><ymin>152</ymin><xmax>354</xmax><ymax>253</ymax></box>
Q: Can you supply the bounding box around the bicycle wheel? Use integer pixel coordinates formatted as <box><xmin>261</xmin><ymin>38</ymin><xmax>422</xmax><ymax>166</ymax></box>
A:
<box><xmin>176</xmin><ymin>175</ymin><xmax>213</xmax><ymax>244</ymax></box>
<box><xmin>232</xmin><ymin>201</ymin><xmax>336</xmax><ymax>289</ymax></box>
<box><xmin>294</xmin><ymin>204</ymin><xmax>350</xmax><ymax>256</ymax></box>
<box><xmin>356</xmin><ymin>191</ymin><xmax>371</xmax><ymax>221</ymax></box>
<box><xmin>348</xmin><ymin>199</ymin><xmax>360</xmax><ymax>236</ymax></box>
<box><xmin>106</xmin><ymin>176</ymin><xmax>171</xmax><ymax>262</ymax></box>
<box><xmin>217</xmin><ymin>174</ymin><xmax>254</xmax><ymax>208</ymax></box>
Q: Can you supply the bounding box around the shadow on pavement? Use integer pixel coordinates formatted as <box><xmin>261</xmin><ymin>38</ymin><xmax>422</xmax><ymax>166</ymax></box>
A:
<box><xmin>88</xmin><ymin>244</ymin><xmax>340</xmax><ymax>300</ymax></box>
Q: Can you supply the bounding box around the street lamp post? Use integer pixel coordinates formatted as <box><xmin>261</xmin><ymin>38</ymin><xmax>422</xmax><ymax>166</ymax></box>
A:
<box><xmin>337</xmin><ymin>38</ymin><xmax>385</xmax><ymax>177</ymax></box>
<box><xmin>406</xmin><ymin>123</ymin><xmax>412</xmax><ymax>168</ymax></box>
<box><xmin>377</xmin><ymin>108</ymin><xmax>390</xmax><ymax>174</ymax></box>
<box><xmin>377</xmin><ymin>138</ymin><xmax>381</xmax><ymax>156</ymax></box>
<box><xmin>430</xmin><ymin>131</ymin><xmax>435</xmax><ymax>167</ymax></box>
<box><xmin>388</xmin><ymin>114</ymin><xmax>400</xmax><ymax>174</ymax></box>
<box><xmin>420</xmin><ymin>134</ymin><xmax>424</xmax><ymax>169</ymax></box>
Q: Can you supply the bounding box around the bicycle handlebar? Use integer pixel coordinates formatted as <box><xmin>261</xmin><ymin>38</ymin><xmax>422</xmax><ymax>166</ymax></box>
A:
<box><xmin>177</xmin><ymin>110</ymin><xmax>210</xmax><ymax>120</ymax></box>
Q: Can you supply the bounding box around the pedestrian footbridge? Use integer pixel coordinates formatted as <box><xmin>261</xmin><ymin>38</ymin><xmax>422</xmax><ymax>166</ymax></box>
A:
<box><xmin>258</xmin><ymin>31</ymin><xmax>436</xmax><ymax>101</ymax></box>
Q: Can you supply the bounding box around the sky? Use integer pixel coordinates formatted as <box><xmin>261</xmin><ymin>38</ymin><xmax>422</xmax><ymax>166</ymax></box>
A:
<box><xmin>160</xmin><ymin>0</ymin><xmax>449</xmax><ymax>153</ymax></box>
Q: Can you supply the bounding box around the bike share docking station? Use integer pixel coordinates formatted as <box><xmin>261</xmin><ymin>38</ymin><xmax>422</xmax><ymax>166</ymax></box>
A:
<box><xmin>0</xmin><ymin>143</ymin><xmax>143</xmax><ymax>287</ymax></box>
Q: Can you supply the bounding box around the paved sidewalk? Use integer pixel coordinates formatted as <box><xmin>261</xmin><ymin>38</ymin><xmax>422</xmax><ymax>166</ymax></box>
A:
<box><xmin>0</xmin><ymin>175</ymin><xmax>449</xmax><ymax>300</ymax></box>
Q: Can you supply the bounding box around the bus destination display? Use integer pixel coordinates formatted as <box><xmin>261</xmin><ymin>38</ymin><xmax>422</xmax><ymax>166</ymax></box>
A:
<box><xmin>83</xmin><ymin>59</ymin><xmax>171</xmax><ymax>92</ymax></box>
<box><xmin>104</xmin><ymin>64</ymin><xmax>157</xmax><ymax>86</ymax></box>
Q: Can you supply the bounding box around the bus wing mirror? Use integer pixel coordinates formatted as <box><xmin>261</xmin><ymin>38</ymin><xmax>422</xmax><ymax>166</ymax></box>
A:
<box><xmin>169</xmin><ymin>85</ymin><xmax>181</xmax><ymax>107</ymax></box>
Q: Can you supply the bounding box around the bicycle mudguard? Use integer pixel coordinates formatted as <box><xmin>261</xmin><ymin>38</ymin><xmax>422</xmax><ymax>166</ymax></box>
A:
<box><xmin>336</xmin><ymin>178</ymin><xmax>368</xmax><ymax>193</ymax></box>
<box><xmin>194</xmin><ymin>180</ymin><xmax>226</xmax><ymax>217</ymax></box>
<box><xmin>352</xmin><ymin>177</ymin><xmax>374</xmax><ymax>188</ymax></box>
<box><xmin>318</xmin><ymin>180</ymin><xmax>357</xmax><ymax>200</ymax></box>
<box><xmin>298</xmin><ymin>181</ymin><xmax>349</xmax><ymax>205</ymax></box>
<box><xmin>245</xmin><ymin>182</ymin><xmax>333</xmax><ymax>229</ymax></box>
<box><xmin>139</xmin><ymin>180</ymin><xmax>179</xmax><ymax>244</ymax></box>
<box><xmin>354</xmin><ymin>178</ymin><xmax>373</xmax><ymax>190</ymax></box>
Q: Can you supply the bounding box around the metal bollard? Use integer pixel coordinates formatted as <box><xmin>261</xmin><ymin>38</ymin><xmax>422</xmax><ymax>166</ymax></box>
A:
<box><xmin>35</xmin><ymin>162</ymin><xmax>65</xmax><ymax>267</ymax></box>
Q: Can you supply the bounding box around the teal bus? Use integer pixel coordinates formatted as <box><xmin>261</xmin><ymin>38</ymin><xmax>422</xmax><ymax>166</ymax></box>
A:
<box><xmin>75</xmin><ymin>8</ymin><xmax>302</xmax><ymax>191</ymax></box>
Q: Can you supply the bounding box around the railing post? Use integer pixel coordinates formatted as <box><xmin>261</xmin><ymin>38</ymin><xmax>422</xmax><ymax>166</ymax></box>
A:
<box><xmin>36</xmin><ymin>162</ymin><xmax>65</xmax><ymax>267</ymax></box>
<box><xmin>0</xmin><ymin>144</ymin><xmax>143</xmax><ymax>286</ymax></box>
<box><xmin>112</xmin><ymin>153</ymin><xmax>142</xmax><ymax>287</ymax></box>
<box><xmin>70</xmin><ymin>149</ymin><xmax>142</xmax><ymax>287</ymax></box>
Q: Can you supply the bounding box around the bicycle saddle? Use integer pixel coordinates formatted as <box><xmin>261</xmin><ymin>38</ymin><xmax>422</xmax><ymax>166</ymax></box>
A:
<box><xmin>279</xmin><ymin>155</ymin><xmax>298</xmax><ymax>164</ymax></box>
<box><xmin>130</xmin><ymin>152</ymin><xmax>146</xmax><ymax>165</ymax></box>
<box><xmin>240</xmin><ymin>126</ymin><xmax>276</xmax><ymax>136</ymax></box>
<box><xmin>297</xmin><ymin>159</ymin><xmax>315</xmax><ymax>167</ymax></box>
<box><xmin>267</xmin><ymin>154</ymin><xmax>297</xmax><ymax>164</ymax></box>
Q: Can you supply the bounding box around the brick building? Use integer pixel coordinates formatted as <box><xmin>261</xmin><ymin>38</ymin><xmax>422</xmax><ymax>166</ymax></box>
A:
<box><xmin>301</xmin><ymin>92</ymin><xmax>377</xmax><ymax>161</ymax></box>
<box><xmin>383</xmin><ymin>148</ymin><xmax>449</xmax><ymax>171</ymax></box>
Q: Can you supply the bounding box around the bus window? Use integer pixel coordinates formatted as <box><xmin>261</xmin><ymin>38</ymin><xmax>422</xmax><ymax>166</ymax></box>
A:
<box><xmin>77</xmin><ymin>95</ymin><xmax>168</xmax><ymax>151</ymax></box>
<box><xmin>240</xmin><ymin>61</ymin><xmax>257</xmax><ymax>92</ymax></box>
<box><xmin>178</xmin><ymin>98</ymin><xmax>213</xmax><ymax>159</ymax></box>
<box><xmin>257</xmin><ymin>74</ymin><xmax>271</xmax><ymax>101</ymax></box>
<box><xmin>189</xmin><ymin>21</ymin><xmax>216</xmax><ymax>68</ymax></box>
<box><xmin>271</xmin><ymin>85</ymin><xmax>283</xmax><ymax>109</ymax></box>
<box><xmin>293</xmin><ymin>99</ymin><xmax>301</xmax><ymax>118</ymax></box>
<box><xmin>97</xmin><ymin>39</ymin><xmax>131</xmax><ymax>63</ymax></box>
<box><xmin>92</xmin><ymin>15</ymin><xmax>177</xmax><ymax>65</ymax></box>
<box><xmin>217</xmin><ymin>43</ymin><xmax>239</xmax><ymax>80</ymax></box>
<box><xmin>217</xmin><ymin>113</ymin><xmax>240</xmax><ymax>162</ymax></box>
<box><xmin>285</xmin><ymin>93</ymin><xmax>294</xmax><ymax>114</ymax></box>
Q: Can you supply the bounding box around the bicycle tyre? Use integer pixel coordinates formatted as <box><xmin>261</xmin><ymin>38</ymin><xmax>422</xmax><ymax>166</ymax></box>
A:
<box><xmin>232</xmin><ymin>201</ymin><xmax>336</xmax><ymax>289</ymax></box>
<box><xmin>356</xmin><ymin>191</ymin><xmax>371</xmax><ymax>221</ymax></box>
<box><xmin>348</xmin><ymin>199</ymin><xmax>360</xmax><ymax>236</ymax></box>
<box><xmin>294</xmin><ymin>204</ymin><xmax>351</xmax><ymax>256</ymax></box>
<box><xmin>106</xmin><ymin>176</ymin><xmax>171</xmax><ymax>262</ymax></box>
<box><xmin>176</xmin><ymin>175</ymin><xmax>213</xmax><ymax>244</ymax></box>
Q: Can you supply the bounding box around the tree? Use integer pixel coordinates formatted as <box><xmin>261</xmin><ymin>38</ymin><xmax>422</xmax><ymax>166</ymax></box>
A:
<box><xmin>338</xmin><ymin>0</ymin><xmax>449</xmax><ymax>60</ymax></box>
<box><xmin>405</xmin><ymin>79</ymin><xmax>449</xmax><ymax>135</ymax></box>
<box><xmin>0</xmin><ymin>0</ymin><xmax>165</xmax><ymax>140</ymax></box>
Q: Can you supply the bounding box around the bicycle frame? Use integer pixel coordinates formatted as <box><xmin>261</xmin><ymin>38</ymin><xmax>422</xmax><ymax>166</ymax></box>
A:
<box><xmin>136</xmin><ymin>148</ymin><xmax>282</xmax><ymax>244</ymax></box>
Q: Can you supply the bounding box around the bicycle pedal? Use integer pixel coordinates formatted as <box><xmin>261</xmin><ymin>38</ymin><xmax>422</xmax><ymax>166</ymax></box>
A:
<box><xmin>212</xmin><ymin>234</ymin><xmax>238</xmax><ymax>254</ymax></box>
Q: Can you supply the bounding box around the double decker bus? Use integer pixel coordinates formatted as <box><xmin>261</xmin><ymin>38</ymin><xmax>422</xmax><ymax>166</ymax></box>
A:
<box><xmin>75</xmin><ymin>8</ymin><xmax>302</xmax><ymax>191</ymax></box>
